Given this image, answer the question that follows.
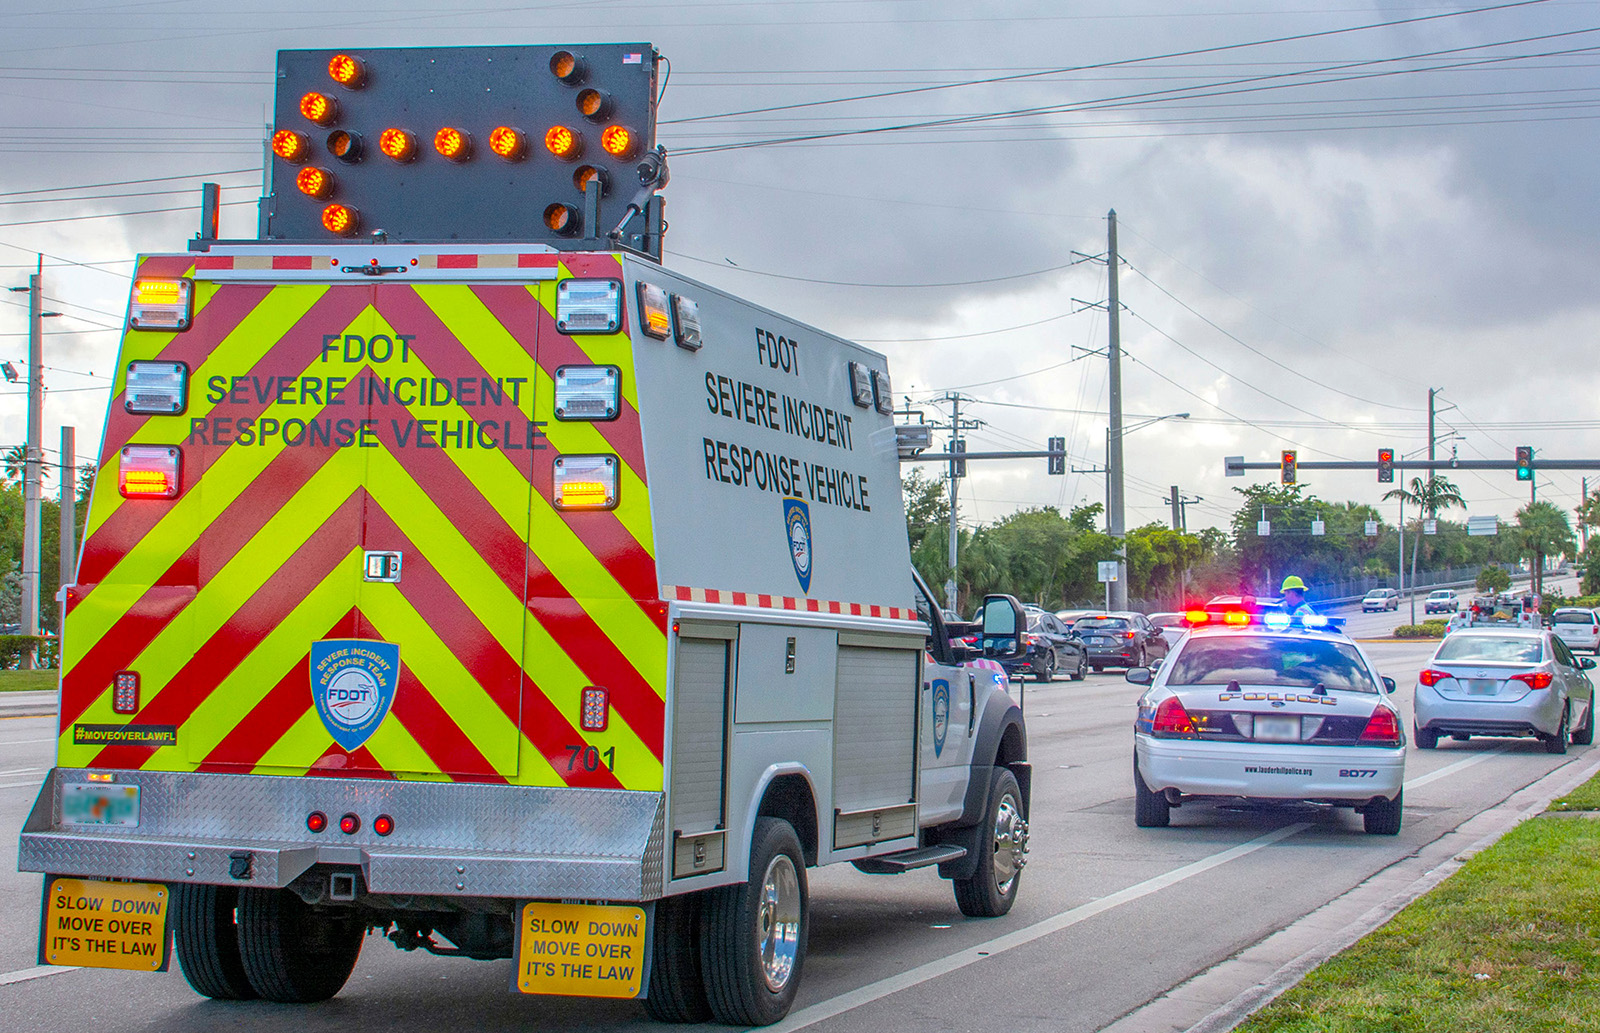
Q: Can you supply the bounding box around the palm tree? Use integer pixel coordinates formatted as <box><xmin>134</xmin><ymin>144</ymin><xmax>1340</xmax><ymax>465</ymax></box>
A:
<box><xmin>1383</xmin><ymin>475</ymin><xmax>1466</xmax><ymax>622</ymax></box>
<box><xmin>2</xmin><ymin>445</ymin><xmax>24</xmax><ymax>485</ymax></box>
<box><xmin>1515</xmin><ymin>501</ymin><xmax>1577</xmax><ymax>597</ymax></box>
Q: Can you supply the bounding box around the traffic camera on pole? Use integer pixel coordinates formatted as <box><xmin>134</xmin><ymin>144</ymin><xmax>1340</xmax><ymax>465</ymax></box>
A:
<box><xmin>1516</xmin><ymin>445</ymin><xmax>1534</xmax><ymax>481</ymax></box>
<box><xmin>1377</xmin><ymin>447</ymin><xmax>1394</xmax><ymax>483</ymax></box>
<box><xmin>1280</xmin><ymin>450</ymin><xmax>1297</xmax><ymax>485</ymax></box>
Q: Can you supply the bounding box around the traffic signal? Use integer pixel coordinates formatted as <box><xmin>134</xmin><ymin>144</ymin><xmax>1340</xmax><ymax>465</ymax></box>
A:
<box><xmin>1047</xmin><ymin>436</ymin><xmax>1065</xmax><ymax>476</ymax></box>
<box><xmin>950</xmin><ymin>439</ymin><xmax>966</xmax><ymax>479</ymax></box>
<box><xmin>1377</xmin><ymin>447</ymin><xmax>1394</xmax><ymax>483</ymax></box>
<box><xmin>1280</xmin><ymin>450</ymin><xmax>1297</xmax><ymax>485</ymax></box>
<box><xmin>1516</xmin><ymin>445</ymin><xmax>1533</xmax><ymax>482</ymax></box>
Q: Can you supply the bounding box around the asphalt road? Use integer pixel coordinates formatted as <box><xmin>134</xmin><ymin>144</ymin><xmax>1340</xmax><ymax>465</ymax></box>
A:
<box><xmin>0</xmin><ymin>586</ymin><xmax>1590</xmax><ymax>1032</ymax></box>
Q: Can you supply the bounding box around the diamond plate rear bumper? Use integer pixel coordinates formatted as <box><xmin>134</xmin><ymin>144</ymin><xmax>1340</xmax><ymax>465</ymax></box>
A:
<box><xmin>19</xmin><ymin>769</ymin><xmax>667</xmax><ymax>902</ymax></box>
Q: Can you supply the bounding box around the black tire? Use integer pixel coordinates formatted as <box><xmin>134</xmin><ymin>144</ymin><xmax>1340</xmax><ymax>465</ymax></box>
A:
<box><xmin>1574</xmin><ymin>698</ymin><xmax>1595</xmax><ymax>746</ymax></box>
<box><xmin>643</xmin><ymin>892</ymin><xmax>712</xmax><ymax>1023</ymax></box>
<box><xmin>701</xmin><ymin>818</ymin><xmax>807</xmax><ymax>1027</ymax></box>
<box><xmin>1133</xmin><ymin>758</ymin><xmax>1170</xmax><ymax>828</ymax></box>
<box><xmin>1035</xmin><ymin>650</ymin><xmax>1056</xmax><ymax>683</ymax></box>
<box><xmin>1414</xmin><ymin>725</ymin><xmax>1439</xmax><ymax>750</ymax></box>
<box><xmin>1545</xmin><ymin>703</ymin><xmax>1571</xmax><ymax>755</ymax></box>
<box><xmin>236</xmin><ymin>887</ymin><xmax>364</xmax><ymax>1003</ymax></box>
<box><xmin>1069</xmin><ymin>652</ymin><xmax>1087</xmax><ymax>681</ymax></box>
<box><xmin>171</xmin><ymin>883</ymin><xmax>256</xmax><ymax>1001</ymax></box>
<box><xmin>1363</xmin><ymin>789</ymin><xmax>1403</xmax><ymax>835</ymax></box>
<box><xmin>953</xmin><ymin>767</ymin><xmax>1026</xmax><ymax>918</ymax></box>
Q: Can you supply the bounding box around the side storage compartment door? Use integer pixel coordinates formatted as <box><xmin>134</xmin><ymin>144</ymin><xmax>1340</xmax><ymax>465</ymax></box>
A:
<box><xmin>833</xmin><ymin>631</ymin><xmax>920</xmax><ymax>850</ymax></box>
<box><xmin>669</xmin><ymin>623</ymin><xmax>735</xmax><ymax>879</ymax></box>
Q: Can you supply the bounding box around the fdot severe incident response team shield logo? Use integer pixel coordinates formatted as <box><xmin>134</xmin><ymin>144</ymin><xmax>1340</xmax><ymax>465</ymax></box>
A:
<box><xmin>783</xmin><ymin>498</ymin><xmax>812</xmax><ymax>594</ymax></box>
<box><xmin>310</xmin><ymin>639</ymin><xmax>400</xmax><ymax>752</ymax></box>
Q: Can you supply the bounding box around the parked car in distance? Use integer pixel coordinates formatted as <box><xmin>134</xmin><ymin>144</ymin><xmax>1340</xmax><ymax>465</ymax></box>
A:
<box><xmin>1363</xmin><ymin>589</ymin><xmax>1401</xmax><ymax>612</ymax></box>
<box><xmin>1413</xmin><ymin>628</ymin><xmax>1595</xmax><ymax>752</ymax></box>
<box><xmin>1147</xmin><ymin>612</ymin><xmax>1188</xmax><ymax>651</ymax></box>
<box><xmin>1424</xmin><ymin>590</ymin><xmax>1460</xmax><ymax>615</ymax></box>
<box><xmin>1054</xmin><ymin>609</ymin><xmax>1096</xmax><ymax>629</ymax></box>
<box><xmin>1074</xmin><ymin>612</ymin><xmax>1169</xmax><ymax>671</ymax></box>
<box><xmin>1550</xmin><ymin>608</ymin><xmax>1600</xmax><ymax>655</ymax></box>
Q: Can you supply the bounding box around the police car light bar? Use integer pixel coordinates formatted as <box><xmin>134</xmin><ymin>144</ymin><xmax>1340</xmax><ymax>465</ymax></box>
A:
<box><xmin>1184</xmin><ymin>610</ymin><xmax>1345</xmax><ymax>631</ymax></box>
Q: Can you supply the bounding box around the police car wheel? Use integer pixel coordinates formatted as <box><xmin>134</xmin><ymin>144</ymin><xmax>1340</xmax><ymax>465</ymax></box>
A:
<box><xmin>701</xmin><ymin>817</ymin><xmax>807</xmax><ymax>1026</ymax></box>
<box><xmin>642</xmin><ymin>891</ymin><xmax>712</xmax><ymax>1023</ymax></box>
<box><xmin>236</xmin><ymin>887</ymin><xmax>364</xmax><ymax>1003</ymax></box>
<box><xmin>954</xmin><ymin>766</ymin><xmax>1025</xmax><ymax>918</ymax></box>
<box><xmin>1070</xmin><ymin>653</ymin><xmax>1087</xmax><ymax>681</ymax></box>
<box><xmin>172</xmin><ymin>883</ymin><xmax>257</xmax><ymax>1000</ymax></box>
<box><xmin>1133</xmin><ymin>758</ymin><xmax>1170</xmax><ymax>828</ymax></box>
<box><xmin>1362</xmin><ymin>789</ymin><xmax>1403</xmax><ymax>835</ymax></box>
<box><xmin>1545</xmin><ymin>703</ymin><xmax>1571</xmax><ymax>755</ymax></box>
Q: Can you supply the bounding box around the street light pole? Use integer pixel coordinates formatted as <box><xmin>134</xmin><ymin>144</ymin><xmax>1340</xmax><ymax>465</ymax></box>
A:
<box><xmin>20</xmin><ymin>261</ymin><xmax>44</xmax><ymax>669</ymax></box>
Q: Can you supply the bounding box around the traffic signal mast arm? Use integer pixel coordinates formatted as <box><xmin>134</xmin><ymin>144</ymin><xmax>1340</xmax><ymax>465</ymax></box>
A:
<box><xmin>1226</xmin><ymin>458</ymin><xmax>1600</xmax><ymax>473</ymax></box>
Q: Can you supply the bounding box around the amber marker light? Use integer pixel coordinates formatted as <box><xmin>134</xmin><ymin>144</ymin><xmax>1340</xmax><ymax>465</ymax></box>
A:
<box><xmin>576</xmin><ymin>88</ymin><xmax>613</xmax><ymax>122</ymax></box>
<box><xmin>489</xmin><ymin>126</ymin><xmax>525</xmax><ymax>160</ymax></box>
<box><xmin>545</xmin><ymin>125</ymin><xmax>582</xmax><ymax>161</ymax></box>
<box><xmin>326</xmin><ymin>129</ymin><xmax>363</xmax><ymax>163</ymax></box>
<box><xmin>573</xmin><ymin>165</ymin><xmax>609</xmax><ymax>195</ymax></box>
<box><xmin>379</xmin><ymin>127</ymin><xmax>416</xmax><ymax>162</ymax></box>
<box><xmin>300</xmin><ymin>91</ymin><xmax>337</xmax><ymax>126</ymax></box>
<box><xmin>271</xmin><ymin>129</ymin><xmax>309</xmax><ymax>163</ymax></box>
<box><xmin>544</xmin><ymin>203</ymin><xmax>580</xmax><ymax>236</ymax></box>
<box><xmin>296</xmin><ymin>166</ymin><xmax>333</xmax><ymax>199</ymax></box>
<box><xmin>434</xmin><ymin>126</ymin><xmax>471</xmax><ymax>161</ymax></box>
<box><xmin>328</xmin><ymin>53</ymin><xmax>366</xmax><ymax>88</ymax></box>
<box><xmin>550</xmin><ymin>50</ymin><xmax>586</xmax><ymax>84</ymax></box>
<box><xmin>322</xmin><ymin>203</ymin><xmax>360</xmax><ymax>236</ymax></box>
<box><xmin>600</xmin><ymin>125</ymin><xmax>637</xmax><ymax>160</ymax></box>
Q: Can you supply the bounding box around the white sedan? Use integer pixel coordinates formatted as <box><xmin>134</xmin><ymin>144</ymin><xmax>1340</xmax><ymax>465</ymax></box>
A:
<box><xmin>1131</xmin><ymin>616</ymin><xmax>1406</xmax><ymax>835</ymax></box>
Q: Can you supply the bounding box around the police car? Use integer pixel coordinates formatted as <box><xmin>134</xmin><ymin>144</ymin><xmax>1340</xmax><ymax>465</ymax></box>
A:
<box><xmin>1130</xmin><ymin>610</ymin><xmax>1406</xmax><ymax>835</ymax></box>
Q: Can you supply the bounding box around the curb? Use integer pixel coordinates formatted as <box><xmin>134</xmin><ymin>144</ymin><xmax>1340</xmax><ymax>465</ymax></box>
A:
<box><xmin>0</xmin><ymin>692</ymin><xmax>58</xmax><ymax>719</ymax></box>
<box><xmin>1098</xmin><ymin>747</ymin><xmax>1600</xmax><ymax>1033</ymax></box>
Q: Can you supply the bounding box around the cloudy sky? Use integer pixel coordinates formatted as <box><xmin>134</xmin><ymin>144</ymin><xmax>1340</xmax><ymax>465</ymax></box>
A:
<box><xmin>2</xmin><ymin>0</ymin><xmax>1596</xmax><ymax>535</ymax></box>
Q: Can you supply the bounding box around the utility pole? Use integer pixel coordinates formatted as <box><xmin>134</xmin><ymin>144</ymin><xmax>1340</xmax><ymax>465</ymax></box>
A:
<box><xmin>59</xmin><ymin>426</ymin><xmax>75</xmax><ymax>639</ymax></box>
<box><xmin>1583</xmin><ymin>475</ymin><xmax>1589</xmax><ymax>553</ymax></box>
<box><xmin>934</xmin><ymin>393</ymin><xmax>982</xmax><ymax>614</ymax></box>
<box><xmin>20</xmin><ymin>259</ymin><xmax>44</xmax><ymax>669</ymax></box>
<box><xmin>1169</xmin><ymin>485</ymin><xmax>1181</xmax><ymax>531</ymax></box>
<box><xmin>1106</xmin><ymin>209</ymin><xmax>1127</xmax><ymax>610</ymax></box>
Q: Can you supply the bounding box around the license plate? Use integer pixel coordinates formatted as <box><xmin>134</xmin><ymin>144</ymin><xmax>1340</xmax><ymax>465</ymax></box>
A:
<box><xmin>1467</xmin><ymin>679</ymin><xmax>1501</xmax><ymax>695</ymax></box>
<box><xmin>514</xmin><ymin>901</ymin><xmax>648</xmax><ymax>999</ymax></box>
<box><xmin>1254</xmin><ymin>716</ymin><xmax>1300</xmax><ymax>741</ymax></box>
<box><xmin>61</xmin><ymin>784</ymin><xmax>140</xmax><ymax>827</ymax></box>
<box><xmin>39</xmin><ymin>877</ymin><xmax>170</xmax><ymax>971</ymax></box>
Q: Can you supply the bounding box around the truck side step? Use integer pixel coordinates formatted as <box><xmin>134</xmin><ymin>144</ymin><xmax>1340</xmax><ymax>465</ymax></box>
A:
<box><xmin>850</xmin><ymin>844</ymin><xmax>967</xmax><ymax>875</ymax></box>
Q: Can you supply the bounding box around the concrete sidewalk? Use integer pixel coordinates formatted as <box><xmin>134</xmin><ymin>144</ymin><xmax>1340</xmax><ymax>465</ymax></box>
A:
<box><xmin>0</xmin><ymin>691</ymin><xmax>56</xmax><ymax>719</ymax></box>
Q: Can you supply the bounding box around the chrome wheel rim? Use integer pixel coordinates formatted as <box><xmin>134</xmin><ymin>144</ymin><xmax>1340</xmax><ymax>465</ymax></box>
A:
<box><xmin>757</xmin><ymin>853</ymin><xmax>801</xmax><ymax>992</ymax></box>
<box><xmin>991</xmin><ymin>792</ymin><xmax>1028</xmax><ymax>894</ymax></box>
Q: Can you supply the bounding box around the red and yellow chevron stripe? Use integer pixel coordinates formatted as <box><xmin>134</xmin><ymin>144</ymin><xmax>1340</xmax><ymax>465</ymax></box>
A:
<box><xmin>60</xmin><ymin>253</ymin><xmax>665</xmax><ymax>791</ymax></box>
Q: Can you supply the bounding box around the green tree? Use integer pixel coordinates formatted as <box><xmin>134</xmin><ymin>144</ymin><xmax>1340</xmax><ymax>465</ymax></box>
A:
<box><xmin>1382</xmin><ymin>475</ymin><xmax>1466</xmax><ymax>612</ymax></box>
<box><xmin>1514</xmin><ymin>501</ymin><xmax>1577</xmax><ymax>597</ymax></box>
<box><xmin>1476</xmin><ymin>565</ymin><xmax>1512</xmax><ymax>594</ymax></box>
<box><xmin>2</xmin><ymin>445</ymin><xmax>24</xmax><ymax>486</ymax></box>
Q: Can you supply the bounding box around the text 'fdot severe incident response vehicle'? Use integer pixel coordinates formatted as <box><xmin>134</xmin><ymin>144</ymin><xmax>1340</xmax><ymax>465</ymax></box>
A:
<box><xmin>18</xmin><ymin>44</ymin><xmax>1032</xmax><ymax>1026</ymax></box>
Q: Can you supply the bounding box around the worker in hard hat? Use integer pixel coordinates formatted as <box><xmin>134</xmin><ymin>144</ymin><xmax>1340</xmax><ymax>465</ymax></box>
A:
<box><xmin>1280</xmin><ymin>575</ymin><xmax>1316</xmax><ymax>617</ymax></box>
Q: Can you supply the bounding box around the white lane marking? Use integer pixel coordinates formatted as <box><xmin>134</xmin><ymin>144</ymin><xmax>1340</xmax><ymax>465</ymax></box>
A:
<box><xmin>1404</xmin><ymin>747</ymin><xmax>1508</xmax><ymax>792</ymax></box>
<box><xmin>0</xmin><ymin>738</ymin><xmax>58</xmax><ymax>746</ymax></box>
<box><xmin>0</xmin><ymin>767</ymin><xmax>43</xmax><ymax>777</ymax></box>
<box><xmin>0</xmin><ymin>965</ymin><xmax>78</xmax><ymax>986</ymax></box>
<box><xmin>766</xmin><ymin>823</ymin><xmax>1310</xmax><ymax>1032</ymax></box>
<box><xmin>0</xmin><ymin>780</ymin><xmax>46</xmax><ymax>789</ymax></box>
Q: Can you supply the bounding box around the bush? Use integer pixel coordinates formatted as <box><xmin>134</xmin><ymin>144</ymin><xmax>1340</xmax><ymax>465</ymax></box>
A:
<box><xmin>1394</xmin><ymin>621</ymin><xmax>1448</xmax><ymax>639</ymax></box>
<box><xmin>1476</xmin><ymin>566</ymin><xmax>1512</xmax><ymax>594</ymax></box>
<box><xmin>0</xmin><ymin>635</ymin><xmax>57</xmax><ymax>670</ymax></box>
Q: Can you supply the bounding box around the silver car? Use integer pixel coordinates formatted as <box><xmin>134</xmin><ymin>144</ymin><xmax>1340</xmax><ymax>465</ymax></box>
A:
<box><xmin>1413</xmin><ymin>628</ymin><xmax>1596</xmax><ymax>753</ymax></box>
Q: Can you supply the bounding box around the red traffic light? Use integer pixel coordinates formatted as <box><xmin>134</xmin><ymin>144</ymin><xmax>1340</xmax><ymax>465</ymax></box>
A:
<box><xmin>1280</xmin><ymin>450</ymin><xmax>1297</xmax><ymax>485</ymax></box>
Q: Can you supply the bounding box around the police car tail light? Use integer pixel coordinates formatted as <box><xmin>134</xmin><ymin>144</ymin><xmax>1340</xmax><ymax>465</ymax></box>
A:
<box><xmin>1512</xmin><ymin>671</ymin><xmax>1553</xmax><ymax>690</ymax></box>
<box><xmin>1151</xmin><ymin>697</ymin><xmax>1197</xmax><ymax>736</ymax></box>
<box><xmin>581</xmin><ymin>687</ymin><xmax>610</xmax><ymax>731</ymax></box>
<box><xmin>118</xmin><ymin>445</ymin><xmax>181</xmax><ymax>499</ymax></box>
<box><xmin>555</xmin><ymin>279</ymin><xmax>622</xmax><ymax>335</ymax></box>
<box><xmin>554</xmin><ymin>454</ymin><xmax>618</xmax><ymax>510</ymax></box>
<box><xmin>129</xmin><ymin>277</ymin><xmax>193</xmax><ymax>331</ymax></box>
<box><xmin>553</xmin><ymin>365</ymin><xmax>620</xmax><ymax>421</ymax></box>
<box><xmin>1417</xmin><ymin>669</ymin><xmax>1450</xmax><ymax>687</ymax></box>
<box><xmin>636</xmin><ymin>282</ymin><xmax>672</xmax><ymax>339</ymax></box>
<box><xmin>124</xmin><ymin>361</ymin><xmax>189</xmax><ymax>415</ymax></box>
<box><xmin>1358</xmin><ymin>707</ymin><xmax>1402</xmax><ymax>745</ymax></box>
<box><xmin>112</xmin><ymin>671</ymin><xmax>140</xmax><ymax>715</ymax></box>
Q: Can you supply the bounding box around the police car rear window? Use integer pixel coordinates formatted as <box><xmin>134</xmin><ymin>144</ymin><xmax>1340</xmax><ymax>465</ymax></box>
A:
<box><xmin>1164</xmin><ymin>636</ymin><xmax>1377</xmax><ymax>693</ymax></box>
<box><xmin>1435</xmin><ymin>635</ymin><xmax>1543</xmax><ymax>663</ymax></box>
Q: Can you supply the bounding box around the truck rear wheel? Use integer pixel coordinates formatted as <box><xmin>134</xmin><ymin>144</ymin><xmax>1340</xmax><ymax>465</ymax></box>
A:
<box><xmin>172</xmin><ymin>883</ymin><xmax>256</xmax><ymax>1000</ymax></box>
<box><xmin>236</xmin><ymin>887</ymin><xmax>364</xmax><ymax>1003</ymax></box>
<box><xmin>643</xmin><ymin>891</ymin><xmax>712</xmax><ymax>1023</ymax></box>
<box><xmin>700</xmin><ymin>817</ymin><xmax>807</xmax><ymax>1026</ymax></box>
<box><xmin>954</xmin><ymin>766</ymin><xmax>1026</xmax><ymax>918</ymax></box>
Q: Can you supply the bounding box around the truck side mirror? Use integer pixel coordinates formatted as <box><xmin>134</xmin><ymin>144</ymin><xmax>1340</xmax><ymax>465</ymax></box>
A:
<box><xmin>979</xmin><ymin>594</ymin><xmax>1027</xmax><ymax>660</ymax></box>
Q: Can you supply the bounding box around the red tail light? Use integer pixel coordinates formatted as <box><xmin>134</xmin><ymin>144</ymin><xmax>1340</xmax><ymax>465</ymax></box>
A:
<box><xmin>306</xmin><ymin>811</ymin><xmax>328</xmax><ymax>833</ymax></box>
<box><xmin>580</xmin><ymin>687</ymin><xmax>610</xmax><ymax>732</ymax></box>
<box><xmin>372</xmin><ymin>814</ymin><xmax>394</xmax><ymax>837</ymax></box>
<box><xmin>118</xmin><ymin>445</ymin><xmax>181</xmax><ymax>498</ymax></box>
<box><xmin>1417</xmin><ymin>669</ymin><xmax>1450</xmax><ymax>687</ymax></box>
<box><xmin>1359</xmin><ymin>706</ymin><xmax>1402</xmax><ymax>745</ymax></box>
<box><xmin>1512</xmin><ymin>671</ymin><xmax>1553</xmax><ymax>690</ymax></box>
<box><xmin>1124</xmin><ymin>630</ymin><xmax>1138</xmax><ymax>639</ymax></box>
<box><xmin>1152</xmin><ymin>697</ymin><xmax>1197</xmax><ymax>736</ymax></box>
<box><xmin>339</xmin><ymin>813</ymin><xmax>360</xmax><ymax>835</ymax></box>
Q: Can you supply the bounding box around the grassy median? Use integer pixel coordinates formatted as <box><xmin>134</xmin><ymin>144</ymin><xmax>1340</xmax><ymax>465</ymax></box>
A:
<box><xmin>1237</xmin><ymin>774</ymin><xmax>1600</xmax><ymax>1032</ymax></box>
<box><xmin>0</xmin><ymin>669</ymin><xmax>58</xmax><ymax>692</ymax></box>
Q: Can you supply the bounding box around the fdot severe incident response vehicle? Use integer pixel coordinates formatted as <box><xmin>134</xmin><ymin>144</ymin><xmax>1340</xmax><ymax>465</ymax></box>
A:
<box><xmin>18</xmin><ymin>44</ymin><xmax>1033</xmax><ymax>1025</ymax></box>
